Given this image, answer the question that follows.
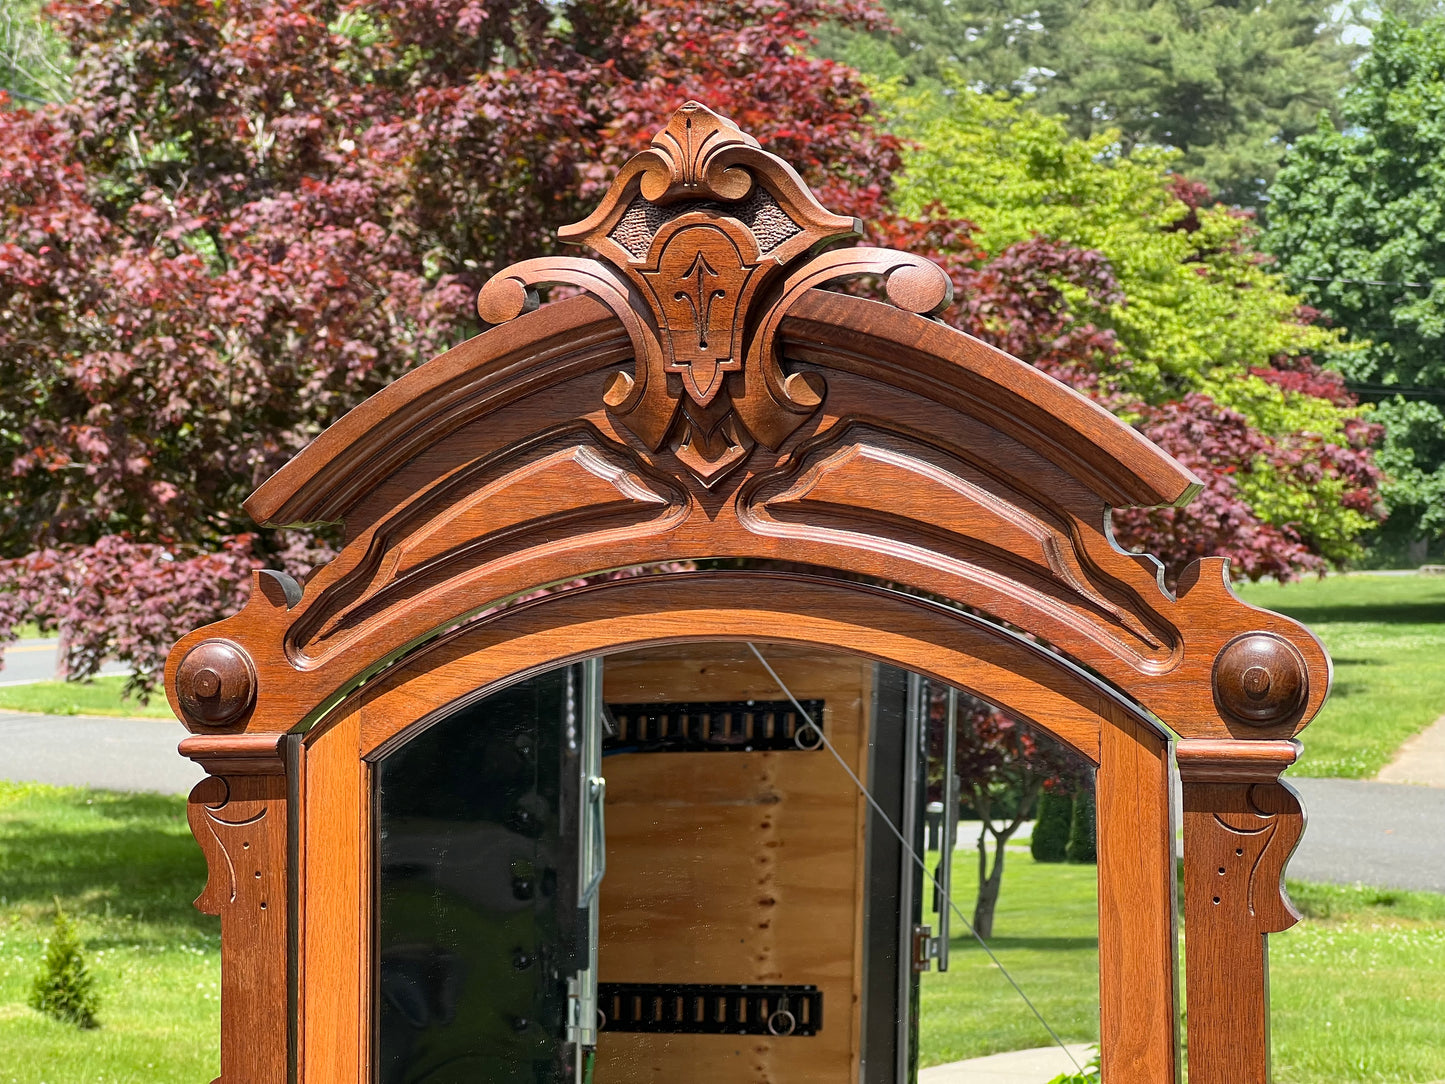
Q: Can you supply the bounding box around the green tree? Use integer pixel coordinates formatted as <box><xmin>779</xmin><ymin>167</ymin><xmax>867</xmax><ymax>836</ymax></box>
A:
<box><xmin>28</xmin><ymin>904</ymin><xmax>99</xmax><ymax>1028</ymax></box>
<box><xmin>1267</xmin><ymin>16</ymin><xmax>1445</xmax><ymax>562</ymax></box>
<box><xmin>821</xmin><ymin>0</ymin><xmax>1359</xmax><ymax>206</ymax></box>
<box><xmin>816</xmin><ymin>0</ymin><xmax>1073</xmax><ymax>94</ymax></box>
<box><xmin>886</xmin><ymin>86</ymin><xmax>1382</xmax><ymax>568</ymax></box>
<box><xmin>1030</xmin><ymin>789</ymin><xmax>1073</xmax><ymax>863</ymax></box>
<box><xmin>0</xmin><ymin>0</ymin><xmax>70</xmax><ymax>105</ymax></box>
<box><xmin>1048</xmin><ymin>0</ymin><xmax>1358</xmax><ymax>206</ymax></box>
<box><xmin>1065</xmin><ymin>787</ymin><xmax>1097</xmax><ymax>864</ymax></box>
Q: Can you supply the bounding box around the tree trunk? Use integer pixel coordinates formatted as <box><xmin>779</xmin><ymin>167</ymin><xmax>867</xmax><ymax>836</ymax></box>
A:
<box><xmin>970</xmin><ymin>779</ymin><xmax>1045</xmax><ymax>940</ymax></box>
<box><xmin>53</xmin><ymin>625</ymin><xmax>69</xmax><ymax>681</ymax></box>
<box><xmin>973</xmin><ymin>827</ymin><xmax>1006</xmax><ymax>939</ymax></box>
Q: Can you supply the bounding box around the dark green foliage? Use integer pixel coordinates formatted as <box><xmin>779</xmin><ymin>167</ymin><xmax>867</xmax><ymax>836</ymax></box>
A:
<box><xmin>1046</xmin><ymin>0</ymin><xmax>1358</xmax><ymax>206</ymax></box>
<box><xmin>821</xmin><ymin>0</ymin><xmax>1360</xmax><ymax>206</ymax></box>
<box><xmin>1066</xmin><ymin>787</ymin><xmax>1097</xmax><ymax>865</ymax></box>
<box><xmin>815</xmin><ymin>0</ymin><xmax>1073</xmax><ymax>94</ymax></box>
<box><xmin>1267</xmin><ymin>16</ymin><xmax>1445</xmax><ymax>559</ymax></box>
<box><xmin>1030</xmin><ymin>789</ymin><xmax>1073</xmax><ymax>863</ymax></box>
<box><xmin>28</xmin><ymin>904</ymin><xmax>100</xmax><ymax>1028</ymax></box>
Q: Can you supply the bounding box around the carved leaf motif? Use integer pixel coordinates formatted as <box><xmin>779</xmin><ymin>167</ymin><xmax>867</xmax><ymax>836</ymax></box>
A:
<box><xmin>642</xmin><ymin>101</ymin><xmax>760</xmax><ymax>202</ymax></box>
<box><xmin>639</xmin><ymin>220</ymin><xmax>759</xmax><ymax>405</ymax></box>
<box><xmin>1212</xmin><ymin>783</ymin><xmax>1305</xmax><ymax>932</ymax></box>
<box><xmin>478</xmin><ymin>103</ymin><xmax>962</xmax><ymax>487</ymax></box>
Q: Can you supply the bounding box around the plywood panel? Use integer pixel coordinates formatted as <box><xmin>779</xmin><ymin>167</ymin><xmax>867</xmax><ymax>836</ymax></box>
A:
<box><xmin>596</xmin><ymin>645</ymin><xmax>873</xmax><ymax>1084</ymax></box>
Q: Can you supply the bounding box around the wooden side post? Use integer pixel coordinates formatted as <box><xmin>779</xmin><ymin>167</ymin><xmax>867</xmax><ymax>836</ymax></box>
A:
<box><xmin>1177</xmin><ymin>739</ymin><xmax>1304</xmax><ymax>1084</ymax></box>
<box><xmin>181</xmin><ymin>733</ymin><xmax>292</xmax><ymax>1084</ymax></box>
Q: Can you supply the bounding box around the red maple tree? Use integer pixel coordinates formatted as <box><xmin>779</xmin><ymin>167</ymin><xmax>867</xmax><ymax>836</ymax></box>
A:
<box><xmin>0</xmin><ymin>0</ymin><xmax>1379</xmax><ymax>689</ymax></box>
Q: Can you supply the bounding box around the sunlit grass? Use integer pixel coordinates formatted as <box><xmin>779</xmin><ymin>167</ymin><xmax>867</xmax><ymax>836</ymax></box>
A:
<box><xmin>920</xmin><ymin>845</ymin><xmax>1445</xmax><ymax>1082</ymax></box>
<box><xmin>0</xmin><ymin>675</ymin><xmax>173</xmax><ymax>720</ymax></box>
<box><xmin>4</xmin><ymin>784</ymin><xmax>1444</xmax><ymax>1081</ymax></box>
<box><xmin>920</xmin><ymin>845</ymin><xmax>1099</xmax><ymax>1065</ymax></box>
<box><xmin>1236</xmin><ymin>573</ymin><xmax>1445</xmax><ymax>777</ymax></box>
<box><xmin>0</xmin><ymin>782</ymin><xmax>217</xmax><ymax>1084</ymax></box>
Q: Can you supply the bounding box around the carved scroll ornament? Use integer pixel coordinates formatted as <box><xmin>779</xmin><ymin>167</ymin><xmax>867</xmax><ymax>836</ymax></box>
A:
<box><xmin>477</xmin><ymin>101</ymin><xmax>952</xmax><ymax>485</ymax></box>
<box><xmin>1177</xmin><ymin>739</ymin><xmax>1305</xmax><ymax>1084</ymax></box>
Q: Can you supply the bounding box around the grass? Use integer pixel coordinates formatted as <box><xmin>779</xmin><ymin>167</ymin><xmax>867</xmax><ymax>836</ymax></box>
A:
<box><xmin>1273</xmin><ymin>882</ymin><xmax>1445</xmax><ymax>1084</ymax></box>
<box><xmin>920</xmin><ymin>847</ymin><xmax>1099</xmax><ymax>1064</ymax></box>
<box><xmin>919</xmin><ymin>844</ymin><xmax>1445</xmax><ymax>1082</ymax></box>
<box><xmin>0</xmin><ymin>781</ymin><xmax>218</xmax><ymax>1084</ymax></box>
<box><xmin>1236</xmin><ymin>573</ymin><xmax>1445</xmax><ymax>777</ymax></box>
<box><xmin>0</xmin><ymin>676</ymin><xmax>174</xmax><ymax>720</ymax></box>
<box><xmin>0</xmin><ymin>790</ymin><xmax>1440</xmax><ymax>1081</ymax></box>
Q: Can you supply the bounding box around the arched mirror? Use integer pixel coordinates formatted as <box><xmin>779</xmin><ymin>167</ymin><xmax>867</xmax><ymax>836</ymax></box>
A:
<box><xmin>371</xmin><ymin>640</ymin><xmax>1108</xmax><ymax>1084</ymax></box>
<box><xmin>168</xmin><ymin>103</ymin><xmax>1330</xmax><ymax>1084</ymax></box>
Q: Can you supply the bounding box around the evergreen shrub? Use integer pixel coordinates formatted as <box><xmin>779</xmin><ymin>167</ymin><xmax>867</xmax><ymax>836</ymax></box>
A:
<box><xmin>1066</xmin><ymin>788</ymin><xmax>1098</xmax><ymax>864</ymax></box>
<box><xmin>1031</xmin><ymin>789</ymin><xmax>1074</xmax><ymax>863</ymax></box>
<box><xmin>28</xmin><ymin>905</ymin><xmax>99</xmax><ymax>1028</ymax></box>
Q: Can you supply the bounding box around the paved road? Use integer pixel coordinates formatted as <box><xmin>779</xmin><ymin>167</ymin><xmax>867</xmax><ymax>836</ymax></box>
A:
<box><xmin>1286</xmin><ymin>777</ymin><xmax>1445</xmax><ymax>894</ymax></box>
<box><xmin>3</xmin><ymin>710</ymin><xmax>1445</xmax><ymax>893</ymax></box>
<box><xmin>0</xmin><ymin>711</ymin><xmax>202</xmax><ymax>795</ymax></box>
<box><xmin>0</xmin><ymin>637</ymin><xmax>130</xmax><ymax>685</ymax></box>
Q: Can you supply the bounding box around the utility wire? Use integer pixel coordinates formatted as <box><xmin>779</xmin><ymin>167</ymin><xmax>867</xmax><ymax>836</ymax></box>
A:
<box><xmin>0</xmin><ymin>83</ymin><xmax>52</xmax><ymax>105</ymax></box>
<box><xmin>1299</xmin><ymin>274</ymin><xmax>1434</xmax><ymax>289</ymax></box>
<box><xmin>746</xmin><ymin>642</ymin><xmax>1087</xmax><ymax>1078</ymax></box>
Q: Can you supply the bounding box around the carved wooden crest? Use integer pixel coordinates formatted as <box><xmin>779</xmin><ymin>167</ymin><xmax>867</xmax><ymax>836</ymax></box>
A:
<box><xmin>164</xmin><ymin>99</ymin><xmax>1337</xmax><ymax>1084</ymax></box>
<box><xmin>477</xmin><ymin>101</ymin><xmax>951</xmax><ymax>485</ymax></box>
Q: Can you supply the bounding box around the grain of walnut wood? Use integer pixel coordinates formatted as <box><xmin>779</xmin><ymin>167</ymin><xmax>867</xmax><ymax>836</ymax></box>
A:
<box><xmin>182</xmin><ymin>734</ymin><xmax>290</xmax><ymax>1084</ymax></box>
<box><xmin>164</xmin><ymin>101</ymin><xmax>1333</xmax><ymax>1084</ymax></box>
<box><xmin>1178</xmin><ymin>740</ymin><xmax>1305</xmax><ymax>1084</ymax></box>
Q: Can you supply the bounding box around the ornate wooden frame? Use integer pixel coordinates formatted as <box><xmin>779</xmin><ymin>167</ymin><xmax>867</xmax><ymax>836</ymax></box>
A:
<box><xmin>166</xmin><ymin>102</ymin><xmax>1326</xmax><ymax>1084</ymax></box>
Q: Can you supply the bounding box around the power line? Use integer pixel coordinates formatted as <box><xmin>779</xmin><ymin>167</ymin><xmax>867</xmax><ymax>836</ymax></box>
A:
<box><xmin>1298</xmin><ymin>274</ymin><xmax>1433</xmax><ymax>289</ymax></box>
<box><xmin>0</xmin><ymin>83</ymin><xmax>52</xmax><ymax>105</ymax></box>
<box><xmin>746</xmin><ymin>642</ymin><xmax>1088</xmax><ymax>1078</ymax></box>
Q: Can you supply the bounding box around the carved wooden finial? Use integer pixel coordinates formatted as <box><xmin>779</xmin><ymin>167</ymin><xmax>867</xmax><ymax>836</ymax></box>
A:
<box><xmin>478</xmin><ymin>101</ymin><xmax>953</xmax><ymax>486</ymax></box>
<box><xmin>1212</xmin><ymin>633</ymin><xmax>1308</xmax><ymax>727</ymax></box>
<box><xmin>175</xmin><ymin>638</ymin><xmax>257</xmax><ymax>726</ymax></box>
<box><xmin>641</xmin><ymin>100</ymin><xmax>761</xmax><ymax>203</ymax></box>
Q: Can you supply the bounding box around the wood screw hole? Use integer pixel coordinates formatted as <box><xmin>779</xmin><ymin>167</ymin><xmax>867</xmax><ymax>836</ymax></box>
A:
<box><xmin>1212</xmin><ymin>896</ymin><xmax>1221</xmax><ymax>905</ymax></box>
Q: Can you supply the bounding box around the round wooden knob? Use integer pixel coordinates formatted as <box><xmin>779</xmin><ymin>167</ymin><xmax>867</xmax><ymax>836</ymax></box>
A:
<box><xmin>1212</xmin><ymin>633</ymin><xmax>1308</xmax><ymax>727</ymax></box>
<box><xmin>176</xmin><ymin>639</ymin><xmax>256</xmax><ymax>726</ymax></box>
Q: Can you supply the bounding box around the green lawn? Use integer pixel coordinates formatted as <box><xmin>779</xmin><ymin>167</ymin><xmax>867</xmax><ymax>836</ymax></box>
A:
<box><xmin>0</xmin><ymin>675</ymin><xmax>174</xmax><ymax>720</ymax></box>
<box><xmin>920</xmin><ymin>845</ymin><xmax>1445</xmax><ymax>1082</ymax></box>
<box><xmin>3</xmin><ymin>784</ymin><xmax>1444</xmax><ymax>1081</ymax></box>
<box><xmin>1236</xmin><ymin>573</ymin><xmax>1445</xmax><ymax>777</ymax></box>
<box><xmin>0</xmin><ymin>782</ymin><xmax>218</xmax><ymax>1084</ymax></box>
<box><xmin>920</xmin><ymin>848</ymin><xmax>1099</xmax><ymax>1064</ymax></box>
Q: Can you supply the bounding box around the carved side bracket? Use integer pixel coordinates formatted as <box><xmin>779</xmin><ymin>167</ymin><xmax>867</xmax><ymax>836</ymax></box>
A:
<box><xmin>181</xmin><ymin>734</ymin><xmax>290</xmax><ymax>1084</ymax></box>
<box><xmin>1178</xmin><ymin>739</ymin><xmax>1304</xmax><ymax>1084</ymax></box>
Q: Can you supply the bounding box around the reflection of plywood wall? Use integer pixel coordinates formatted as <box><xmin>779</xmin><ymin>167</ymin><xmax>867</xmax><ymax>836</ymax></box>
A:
<box><xmin>597</xmin><ymin>644</ymin><xmax>873</xmax><ymax>1084</ymax></box>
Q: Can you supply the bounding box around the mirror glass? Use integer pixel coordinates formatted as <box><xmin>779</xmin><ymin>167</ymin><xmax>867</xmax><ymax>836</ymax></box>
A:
<box><xmin>374</xmin><ymin>643</ymin><xmax>1099</xmax><ymax>1083</ymax></box>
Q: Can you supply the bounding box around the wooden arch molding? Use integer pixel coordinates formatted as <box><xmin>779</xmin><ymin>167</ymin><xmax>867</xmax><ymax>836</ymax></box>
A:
<box><xmin>166</xmin><ymin>101</ymin><xmax>1326</xmax><ymax>1084</ymax></box>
